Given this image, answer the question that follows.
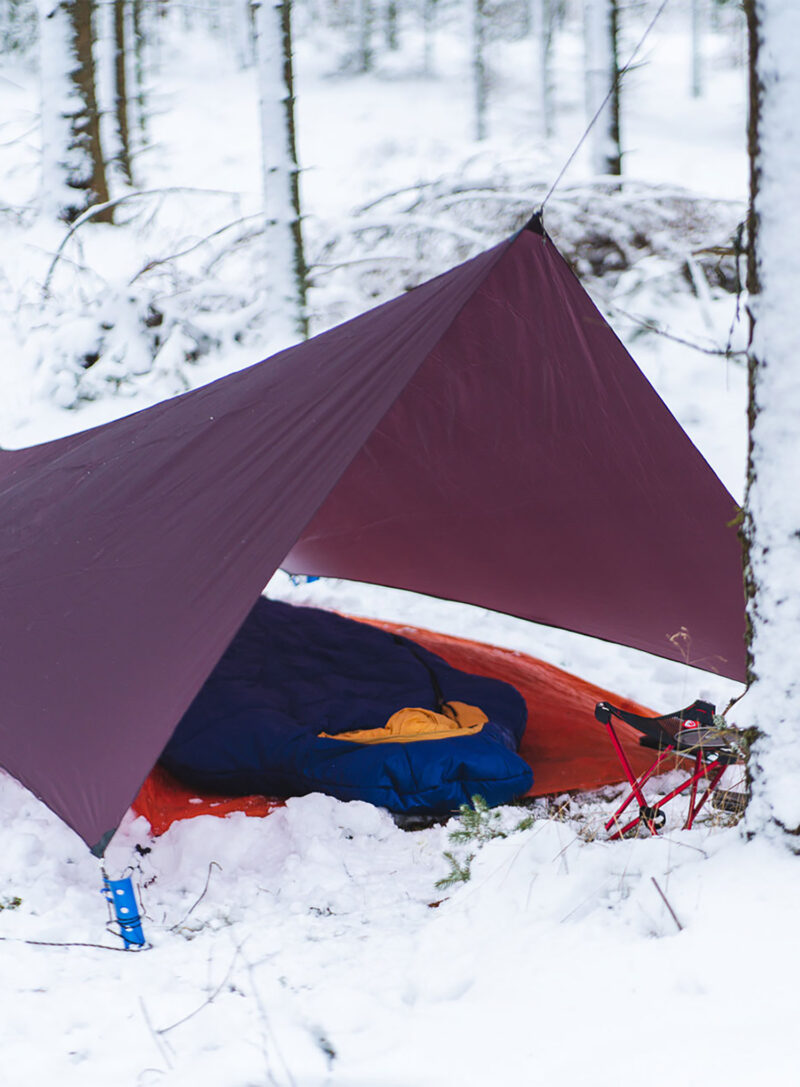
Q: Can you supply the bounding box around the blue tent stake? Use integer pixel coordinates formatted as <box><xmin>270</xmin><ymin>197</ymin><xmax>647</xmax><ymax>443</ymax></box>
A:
<box><xmin>102</xmin><ymin>873</ymin><xmax>146</xmax><ymax>950</ymax></box>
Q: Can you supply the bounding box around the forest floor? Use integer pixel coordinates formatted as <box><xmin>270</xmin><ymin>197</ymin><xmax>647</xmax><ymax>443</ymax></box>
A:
<box><xmin>3</xmin><ymin>7</ymin><xmax>797</xmax><ymax>1086</ymax></box>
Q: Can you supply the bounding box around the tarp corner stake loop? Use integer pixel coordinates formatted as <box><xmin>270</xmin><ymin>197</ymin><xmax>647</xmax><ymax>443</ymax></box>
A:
<box><xmin>90</xmin><ymin>828</ymin><xmax>116</xmax><ymax>858</ymax></box>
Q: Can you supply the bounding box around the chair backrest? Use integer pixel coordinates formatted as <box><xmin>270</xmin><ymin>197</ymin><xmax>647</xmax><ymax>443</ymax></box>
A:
<box><xmin>595</xmin><ymin>698</ymin><xmax>716</xmax><ymax>750</ymax></box>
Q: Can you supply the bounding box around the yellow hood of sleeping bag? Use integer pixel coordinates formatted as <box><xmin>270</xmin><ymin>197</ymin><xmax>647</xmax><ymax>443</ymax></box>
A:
<box><xmin>320</xmin><ymin>701</ymin><xmax>488</xmax><ymax>744</ymax></box>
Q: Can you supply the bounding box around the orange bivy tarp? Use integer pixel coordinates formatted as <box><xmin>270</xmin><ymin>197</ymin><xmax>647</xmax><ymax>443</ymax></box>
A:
<box><xmin>132</xmin><ymin>619</ymin><xmax>655</xmax><ymax>835</ymax></box>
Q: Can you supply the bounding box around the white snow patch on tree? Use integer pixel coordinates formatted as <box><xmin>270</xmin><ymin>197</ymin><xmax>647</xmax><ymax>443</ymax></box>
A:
<box><xmin>253</xmin><ymin>0</ymin><xmax>307</xmax><ymax>344</ymax></box>
<box><xmin>37</xmin><ymin>0</ymin><xmax>83</xmax><ymax>218</ymax></box>
<box><xmin>743</xmin><ymin>1</ymin><xmax>800</xmax><ymax>837</ymax></box>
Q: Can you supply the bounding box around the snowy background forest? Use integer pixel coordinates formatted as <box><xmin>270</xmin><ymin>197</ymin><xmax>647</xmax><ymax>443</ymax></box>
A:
<box><xmin>4</xmin><ymin>1</ymin><xmax>800</xmax><ymax>1085</ymax></box>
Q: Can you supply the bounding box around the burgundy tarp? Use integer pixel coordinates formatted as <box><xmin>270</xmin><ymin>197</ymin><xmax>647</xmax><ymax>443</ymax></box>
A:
<box><xmin>0</xmin><ymin>223</ymin><xmax>746</xmax><ymax>851</ymax></box>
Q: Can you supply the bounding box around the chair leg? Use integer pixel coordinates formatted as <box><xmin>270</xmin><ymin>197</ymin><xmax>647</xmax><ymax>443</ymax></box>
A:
<box><xmin>685</xmin><ymin>761</ymin><xmax>727</xmax><ymax>829</ymax></box>
<box><xmin>604</xmin><ymin>722</ymin><xmax>674</xmax><ymax>836</ymax></box>
<box><xmin>606</xmin><ymin>750</ymin><xmax>729</xmax><ymax>840</ymax></box>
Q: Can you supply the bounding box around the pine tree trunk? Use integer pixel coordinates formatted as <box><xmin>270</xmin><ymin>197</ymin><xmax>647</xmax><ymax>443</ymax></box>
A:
<box><xmin>38</xmin><ymin>0</ymin><xmax>112</xmax><ymax>222</ymax></box>
<box><xmin>0</xmin><ymin>1</ymin><xmax>12</xmax><ymax>49</ymax></box>
<box><xmin>742</xmin><ymin>0</ymin><xmax>800</xmax><ymax>838</ymax></box>
<box><xmin>253</xmin><ymin>0</ymin><xmax>308</xmax><ymax>342</ymax></box>
<box><xmin>473</xmin><ymin>0</ymin><xmax>488</xmax><ymax>141</ymax></box>
<box><xmin>357</xmin><ymin>0</ymin><xmax>373</xmax><ymax>71</ymax></box>
<box><xmin>422</xmin><ymin>0</ymin><xmax>436</xmax><ymax>75</ymax></box>
<box><xmin>535</xmin><ymin>0</ymin><xmax>554</xmax><ymax>139</ymax></box>
<box><xmin>583</xmin><ymin>0</ymin><xmax>621</xmax><ymax>176</ymax></box>
<box><xmin>113</xmin><ymin>0</ymin><xmax>133</xmax><ymax>184</ymax></box>
<box><xmin>690</xmin><ymin>0</ymin><xmax>703</xmax><ymax>98</ymax></box>
<box><xmin>130</xmin><ymin>0</ymin><xmax>149</xmax><ymax>146</ymax></box>
<box><xmin>384</xmin><ymin>0</ymin><xmax>398</xmax><ymax>50</ymax></box>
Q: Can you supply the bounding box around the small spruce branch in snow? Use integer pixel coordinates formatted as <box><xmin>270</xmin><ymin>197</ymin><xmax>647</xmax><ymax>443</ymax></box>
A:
<box><xmin>435</xmin><ymin>796</ymin><xmax>535</xmax><ymax>889</ymax></box>
<box><xmin>436</xmin><ymin>850</ymin><xmax>475</xmax><ymax>889</ymax></box>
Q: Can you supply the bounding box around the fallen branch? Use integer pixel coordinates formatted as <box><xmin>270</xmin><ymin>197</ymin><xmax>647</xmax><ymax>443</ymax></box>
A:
<box><xmin>139</xmin><ymin>997</ymin><xmax>174</xmax><ymax>1070</ymax></box>
<box><xmin>43</xmin><ymin>186</ymin><xmax>243</xmax><ymax>297</ymax></box>
<box><xmin>0</xmin><ymin>934</ymin><xmax>147</xmax><ymax>953</ymax></box>
<box><xmin>170</xmin><ymin>860</ymin><xmax>222</xmax><ymax>931</ymax></box>
<box><xmin>651</xmin><ymin>876</ymin><xmax>683</xmax><ymax>932</ymax></box>
<box><xmin>128</xmin><ymin>214</ymin><xmax>264</xmax><ymax>285</ymax></box>
<box><xmin>601</xmin><ymin>298</ymin><xmax>747</xmax><ymax>358</ymax></box>
<box><xmin>158</xmin><ymin>948</ymin><xmax>240</xmax><ymax>1034</ymax></box>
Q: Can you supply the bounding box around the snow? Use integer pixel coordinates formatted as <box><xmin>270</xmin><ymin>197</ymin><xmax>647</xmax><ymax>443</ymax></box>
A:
<box><xmin>2</xmin><ymin>779</ymin><xmax>796</xmax><ymax>1086</ymax></box>
<box><xmin>3</xmin><ymin>3</ymin><xmax>796</xmax><ymax>1085</ymax></box>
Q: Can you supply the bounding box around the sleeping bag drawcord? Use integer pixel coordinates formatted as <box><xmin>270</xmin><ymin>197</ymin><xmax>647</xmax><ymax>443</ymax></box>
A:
<box><xmin>392</xmin><ymin>634</ymin><xmax>447</xmax><ymax>714</ymax></box>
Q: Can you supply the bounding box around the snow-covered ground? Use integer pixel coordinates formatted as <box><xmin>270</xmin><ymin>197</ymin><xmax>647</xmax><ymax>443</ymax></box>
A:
<box><xmin>4</xmin><ymin>5</ymin><xmax>794</xmax><ymax>1086</ymax></box>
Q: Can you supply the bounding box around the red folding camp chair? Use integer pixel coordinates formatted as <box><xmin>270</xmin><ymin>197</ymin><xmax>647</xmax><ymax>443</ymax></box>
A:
<box><xmin>595</xmin><ymin>699</ymin><xmax>743</xmax><ymax>839</ymax></box>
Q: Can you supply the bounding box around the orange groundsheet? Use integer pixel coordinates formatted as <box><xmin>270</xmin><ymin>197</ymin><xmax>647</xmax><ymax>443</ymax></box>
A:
<box><xmin>132</xmin><ymin>618</ymin><xmax>655</xmax><ymax>835</ymax></box>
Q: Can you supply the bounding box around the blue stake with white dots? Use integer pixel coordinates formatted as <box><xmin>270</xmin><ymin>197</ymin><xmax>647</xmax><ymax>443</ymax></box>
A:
<box><xmin>102</xmin><ymin>871</ymin><xmax>147</xmax><ymax>950</ymax></box>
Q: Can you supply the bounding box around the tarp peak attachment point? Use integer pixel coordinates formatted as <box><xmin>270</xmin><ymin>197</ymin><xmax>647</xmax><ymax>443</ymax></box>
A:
<box><xmin>523</xmin><ymin>210</ymin><xmax>545</xmax><ymax>237</ymax></box>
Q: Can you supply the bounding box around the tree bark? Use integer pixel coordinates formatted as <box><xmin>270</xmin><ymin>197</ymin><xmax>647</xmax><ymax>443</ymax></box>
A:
<box><xmin>113</xmin><ymin>0</ymin><xmax>133</xmax><ymax>184</ymax></box>
<box><xmin>384</xmin><ymin>0</ymin><xmax>398</xmax><ymax>50</ymax></box>
<box><xmin>130</xmin><ymin>0</ymin><xmax>148</xmax><ymax>146</ymax></box>
<box><xmin>422</xmin><ymin>0</ymin><xmax>436</xmax><ymax>75</ymax></box>
<box><xmin>253</xmin><ymin>0</ymin><xmax>308</xmax><ymax>342</ymax></box>
<box><xmin>742</xmin><ymin>0</ymin><xmax>800</xmax><ymax>839</ymax></box>
<box><xmin>583</xmin><ymin>0</ymin><xmax>621</xmax><ymax>176</ymax></box>
<box><xmin>473</xmin><ymin>0</ymin><xmax>488</xmax><ymax>141</ymax></box>
<box><xmin>536</xmin><ymin>0</ymin><xmax>554</xmax><ymax>139</ymax></box>
<box><xmin>357</xmin><ymin>0</ymin><xmax>373</xmax><ymax>71</ymax></box>
<box><xmin>38</xmin><ymin>0</ymin><xmax>112</xmax><ymax>222</ymax></box>
<box><xmin>690</xmin><ymin>0</ymin><xmax>703</xmax><ymax>98</ymax></box>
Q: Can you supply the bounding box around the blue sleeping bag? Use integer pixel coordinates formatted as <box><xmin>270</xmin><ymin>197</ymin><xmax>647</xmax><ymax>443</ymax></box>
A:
<box><xmin>160</xmin><ymin>598</ymin><xmax>533</xmax><ymax>813</ymax></box>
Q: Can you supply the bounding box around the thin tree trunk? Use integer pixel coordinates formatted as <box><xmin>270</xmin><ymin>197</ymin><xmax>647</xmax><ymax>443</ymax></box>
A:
<box><xmin>38</xmin><ymin>0</ymin><xmax>112</xmax><ymax>222</ymax></box>
<box><xmin>113</xmin><ymin>0</ymin><xmax>133</xmax><ymax>184</ymax></box>
<box><xmin>422</xmin><ymin>0</ymin><xmax>436</xmax><ymax>75</ymax></box>
<box><xmin>742</xmin><ymin>0</ymin><xmax>800</xmax><ymax>838</ymax></box>
<box><xmin>535</xmin><ymin>0</ymin><xmax>554</xmax><ymax>139</ymax></box>
<box><xmin>690</xmin><ymin>0</ymin><xmax>702</xmax><ymax>98</ymax></box>
<box><xmin>473</xmin><ymin>0</ymin><xmax>488</xmax><ymax>141</ymax></box>
<box><xmin>357</xmin><ymin>0</ymin><xmax>373</xmax><ymax>71</ymax></box>
<box><xmin>130</xmin><ymin>0</ymin><xmax>148</xmax><ymax>147</ymax></box>
<box><xmin>0</xmin><ymin>1</ymin><xmax>12</xmax><ymax>49</ymax></box>
<box><xmin>384</xmin><ymin>0</ymin><xmax>398</xmax><ymax>50</ymax></box>
<box><xmin>583</xmin><ymin>0</ymin><xmax>621</xmax><ymax>176</ymax></box>
<box><xmin>253</xmin><ymin>0</ymin><xmax>308</xmax><ymax>341</ymax></box>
